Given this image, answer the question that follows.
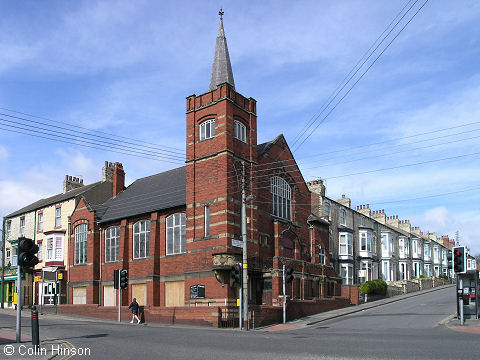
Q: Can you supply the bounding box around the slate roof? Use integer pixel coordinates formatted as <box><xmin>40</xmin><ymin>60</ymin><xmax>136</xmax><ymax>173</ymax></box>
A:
<box><xmin>95</xmin><ymin>140</ymin><xmax>277</xmax><ymax>223</ymax></box>
<box><xmin>6</xmin><ymin>182</ymin><xmax>104</xmax><ymax>219</ymax></box>
<box><xmin>97</xmin><ymin>166</ymin><xmax>186</xmax><ymax>224</ymax></box>
<box><xmin>208</xmin><ymin>18</ymin><xmax>235</xmax><ymax>91</ymax></box>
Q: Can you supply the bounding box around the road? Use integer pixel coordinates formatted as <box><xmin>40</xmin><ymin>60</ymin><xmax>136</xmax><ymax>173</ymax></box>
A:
<box><xmin>1</xmin><ymin>286</ymin><xmax>479</xmax><ymax>359</ymax></box>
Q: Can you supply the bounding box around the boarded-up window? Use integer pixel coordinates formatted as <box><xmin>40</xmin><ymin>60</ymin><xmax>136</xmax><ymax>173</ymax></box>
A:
<box><xmin>132</xmin><ymin>284</ymin><xmax>147</xmax><ymax>306</ymax></box>
<box><xmin>73</xmin><ymin>287</ymin><xmax>86</xmax><ymax>304</ymax></box>
<box><xmin>103</xmin><ymin>286</ymin><xmax>116</xmax><ymax>307</ymax></box>
<box><xmin>165</xmin><ymin>281</ymin><xmax>185</xmax><ymax>307</ymax></box>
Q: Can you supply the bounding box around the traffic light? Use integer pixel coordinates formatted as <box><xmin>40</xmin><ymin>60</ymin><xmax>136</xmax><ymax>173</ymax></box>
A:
<box><xmin>119</xmin><ymin>269</ymin><xmax>128</xmax><ymax>290</ymax></box>
<box><xmin>447</xmin><ymin>251</ymin><xmax>452</xmax><ymax>270</ymax></box>
<box><xmin>285</xmin><ymin>266</ymin><xmax>294</xmax><ymax>283</ymax></box>
<box><xmin>17</xmin><ymin>237</ymin><xmax>39</xmax><ymax>268</ymax></box>
<box><xmin>231</xmin><ymin>264</ymin><xmax>242</xmax><ymax>284</ymax></box>
<box><xmin>113</xmin><ymin>269</ymin><xmax>119</xmax><ymax>289</ymax></box>
<box><xmin>453</xmin><ymin>246</ymin><xmax>466</xmax><ymax>274</ymax></box>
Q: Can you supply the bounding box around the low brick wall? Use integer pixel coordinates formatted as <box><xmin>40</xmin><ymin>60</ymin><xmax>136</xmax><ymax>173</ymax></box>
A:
<box><xmin>57</xmin><ymin>304</ymin><xmax>220</xmax><ymax>327</ymax></box>
<box><xmin>249</xmin><ymin>297</ymin><xmax>353</xmax><ymax>327</ymax></box>
<box><xmin>58</xmin><ymin>297</ymin><xmax>354</xmax><ymax>328</ymax></box>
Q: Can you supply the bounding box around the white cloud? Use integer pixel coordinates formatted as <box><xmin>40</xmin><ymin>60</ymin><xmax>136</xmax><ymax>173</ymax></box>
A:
<box><xmin>0</xmin><ymin>145</ymin><xmax>8</xmax><ymax>159</ymax></box>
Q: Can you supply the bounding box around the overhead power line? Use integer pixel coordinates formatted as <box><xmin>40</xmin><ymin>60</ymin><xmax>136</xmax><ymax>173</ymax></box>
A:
<box><xmin>293</xmin><ymin>0</ymin><xmax>430</xmax><ymax>152</ymax></box>
<box><xmin>291</xmin><ymin>0</ymin><xmax>419</xmax><ymax>147</ymax></box>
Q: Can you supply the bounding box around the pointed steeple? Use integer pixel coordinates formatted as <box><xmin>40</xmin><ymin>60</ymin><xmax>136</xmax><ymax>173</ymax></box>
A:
<box><xmin>208</xmin><ymin>10</ymin><xmax>235</xmax><ymax>91</ymax></box>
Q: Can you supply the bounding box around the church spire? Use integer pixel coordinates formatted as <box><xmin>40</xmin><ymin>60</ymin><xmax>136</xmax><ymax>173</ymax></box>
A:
<box><xmin>208</xmin><ymin>9</ymin><xmax>235</xmax><ymax>91</ymax></box>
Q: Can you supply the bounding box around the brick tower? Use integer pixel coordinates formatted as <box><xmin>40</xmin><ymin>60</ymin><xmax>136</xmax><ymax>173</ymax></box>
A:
<box><xmin>185</xmin><ymin>14</ymin><xmax>258</xmax><ymax>305</ymax></box>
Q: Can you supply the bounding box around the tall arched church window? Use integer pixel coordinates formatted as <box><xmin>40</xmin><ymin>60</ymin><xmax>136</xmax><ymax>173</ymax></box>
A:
<box><xmin>166</xmin><ymin>213</ymin><xmax>186</xmax><ymax>255</ymax></box>
<box><xmin>133</xmin><ymin>220</ymin><xmax>150</xmax><ymax>259</ymax></box>
<box><xmin>270</xmin><ymin>176</ymin><xmax>292</xmax><ymax>220</ymax></box>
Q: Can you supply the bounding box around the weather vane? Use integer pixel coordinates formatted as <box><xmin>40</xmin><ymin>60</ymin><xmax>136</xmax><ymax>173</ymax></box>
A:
<box><xmin>219</xmin><ymin>8</ymin><xmax>224</xmax><ymax>20</ymax></box>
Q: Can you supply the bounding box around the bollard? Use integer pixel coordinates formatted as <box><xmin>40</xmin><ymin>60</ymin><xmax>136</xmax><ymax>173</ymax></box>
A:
<box><xmin>31</xmin><ymin>306</ymin><xmax>40</xmax><ymax>349</ymax></box>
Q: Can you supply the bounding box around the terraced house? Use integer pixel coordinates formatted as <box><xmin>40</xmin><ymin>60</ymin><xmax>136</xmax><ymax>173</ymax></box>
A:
<box><xmin>2</xmin><ymin>163</ymin><xmax>118</xmax><ymax>308</ymax></box>
<box><xmin>308</xmin><ymin>179</ymin><xmax>454</xmax><ymax>285</ymax></box>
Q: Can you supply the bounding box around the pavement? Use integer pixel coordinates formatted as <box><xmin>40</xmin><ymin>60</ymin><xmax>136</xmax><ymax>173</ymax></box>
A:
<box><xmin>259</xmin><ymin>283</ymin><xmax>480</xmax><ymax>332</ymax></box>
<box><xmin>1</xmin><ymin>283</ymin><xmax>478</xmax><ymax>359</ymax></box>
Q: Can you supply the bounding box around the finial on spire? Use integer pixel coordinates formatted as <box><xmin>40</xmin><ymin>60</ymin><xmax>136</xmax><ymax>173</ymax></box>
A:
<box><xmin>208</xmin><ymin>8</ymin><xmax>235</xmax><ymax>91</ymax></box>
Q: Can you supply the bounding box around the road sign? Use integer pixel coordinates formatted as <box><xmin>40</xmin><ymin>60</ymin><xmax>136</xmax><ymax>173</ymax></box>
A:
<box><xmin>232</xmin><ymin>239</ymin><xmax>243</xmax><ymax>248</ymax></box>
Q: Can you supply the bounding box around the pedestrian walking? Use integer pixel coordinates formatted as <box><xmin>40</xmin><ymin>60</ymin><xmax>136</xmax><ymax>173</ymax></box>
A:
<box><xmin>128</xmin><ymin>298</ymin><xmax>141</xmax><ymax>324</ymax></box>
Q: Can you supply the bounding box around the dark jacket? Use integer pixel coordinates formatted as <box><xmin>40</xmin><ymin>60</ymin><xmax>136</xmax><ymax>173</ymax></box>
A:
<box><xmin>128</xmin><ymin>300</ymin><xmax>139</xmax><ymax>313</ymax></box>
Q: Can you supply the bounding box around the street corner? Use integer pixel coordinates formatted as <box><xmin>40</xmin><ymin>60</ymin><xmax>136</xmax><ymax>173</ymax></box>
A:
<box><xmin>258</xmin><ymin>323</ymin><xmax>303</xmax><ymax>332</ymax></box>
<box><xmin>445</xmin><ymin>318</ymin><xmax>480</xmax><ymax>334</ymax></box>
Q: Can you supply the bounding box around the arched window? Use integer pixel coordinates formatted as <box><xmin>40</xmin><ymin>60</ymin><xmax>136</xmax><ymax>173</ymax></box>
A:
<box><xmin>270</xmin><ymin>176</ymin><xmax>292</xmax><ymax>220</ymax></box>
<box><xmin>323</xmin><ymin>202</ymin><xmax>330</xmax><ymax>218</ymax></box>
<box><xmin>199</xmin><ymin>119</ymin><xmax>215</xmax><ymax>141</ymax></box>
<box><xmin>105</xmin><ymin>226</ymin><xmax>120</xmax><ymax>262</ymax></box>
<box><xmin>166</xmin><ymin>213</ymin><xmax>186</xmax><ymax>255</ymax></box>
<box><xmin>234</xmin><ymin>120</ymin><xmax>246</xmax><ymax>142</ymax></box>
<box><xmin>133</xmin><ymin>220</ymin><xmax>150</xmax><ymax>259</ymax></box>
<box><xmin>74</xmin><ymin>224</ymin><xmax>88</xmax><ymax>265</ymax></box>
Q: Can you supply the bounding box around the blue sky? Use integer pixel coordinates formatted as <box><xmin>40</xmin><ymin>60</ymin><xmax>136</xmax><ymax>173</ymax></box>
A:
<box><xmin>0</xmin><ymin>1</ymin><xmax>479</xmax><ymax>254</ymax></box>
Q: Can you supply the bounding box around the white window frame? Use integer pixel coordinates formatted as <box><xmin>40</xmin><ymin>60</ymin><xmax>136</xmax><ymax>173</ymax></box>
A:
<box><xmin>105</xmin><ymin>226</ymin><xmax>120</xmax><ymax>263</ymax></box>
<box><xmin>38</xmin><ymin>242</ymin><xmax>43</xmax><ymax>261</ymax></box>
<box><xmin>204</xmin><ymin>205</ymin><xmax>210</xmax><ymax>237</ymax></box>
<box><xmin>382</xmin><ymin>260</ymin><xmax>390</xmax><ymax>281</ymax></box>
<box><xmin>45</xmin><ymin>234</ymin><xmax>64</xmax><ymax>262</ymax></box>
<box><xmin>199</xmin><ymin>119</ymin><xmax>215</xmax><ymax>141</ymax></box>
<box><xmin>6</xmin><ymin>249</ymin><xmax>11</xmax><ymax>266</ymax></box>
<box><xmin>340</xmin><ymin>263</ymin><xmax>353</xmax><ymax>285</ymax></box>
<box><xmin>166</xmin><ymin>213</ymin><xmax>186</xmax><ymax>255</ymax></box>
<box><xmin>319</xmin><ymin>246</ymin><xmax>325</xmax><ymax>265</ymax></box>
<box><xmin>270</xmin><ymin>176</ymin><xmax>292</xmax><ymax>220</ymax></box>
<box><xmin>433</xmin><ymin>246</ymin><xmax>439</xmax><ymax>262</ymax></box>
<box><xmin>359</xmin><ymin>231</ymin><xmax>372</xmax><ymax>253</ymax></box>
<box><xmin>399</xmin><ymin>237</ymin><xmax>405</xmax><ymax>258</ymax></box>
<box><xmin>234</xmin><ymin>120</ymin><xmax>246</xmax><ymax>142</ymax></box>
<box><xmin>133</xmin><ymin>220</ymin><xmax>150</xmax><ymax>259</ymax></box>
<box><xmin>424</xmin><ymin>244</ymin><xmax>431</xmax><ymax>261</ymax></box>
<box><xmin>55</xmin><ymin>207</ymin><xmax>62</xmax><ymax>228</ymax></box>
<box><xmin>11</xmin><ymin>246</ymin><xmax>18</xmax><ymax>267</ymax></box>
<box><xmin>20</xmin><ymin>217</ymin><xmax>25</xmax><ymax>237</ymax></box>
<box><xmin>38</xmin><ymin>213</ymin><xmax>43</xmax><ymax>232</ymax></box>
<box><xmin>340</xmin><ymin>209</ymin><xmax>346</xmax><ymax>226</ymax></box>
<box><xmin>359</xmin><ymin>260</ymin><xmax>372</xmax><ymax>283</ymax></box>
<box><xmin>339</xmin><ymin>232</ymin><xmax>353</xmax><ymax>256</ymax></box>
<box><xmin>74</xmin><ymin>224</ymin><xmax>88</xmax><ymax>265</ymax></box>
<box><xmin>6</xmin><ymin>220</ymin><xmax>11</xmax><ymax>239</ymax></box>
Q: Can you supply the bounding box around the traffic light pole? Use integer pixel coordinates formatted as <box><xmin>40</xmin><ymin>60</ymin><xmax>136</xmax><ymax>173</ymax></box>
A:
<box><xmin>118</xmin><ymin>270</ymin><xmax>121</xmax><ymax>322</ymax></box>
<box><xmin>16</xmin><ymin>264</ymin><xmax>21</xmax><ymax>343</ymax></box>
<box><xmin>458</xmin><ymin>277</ymin><xmax>464</xmax><ymax>325</ymax></box>
<box><xmin>283</xmin><ymin>265</ymin><xmax>286</xmax><ymax>324</ymax></box>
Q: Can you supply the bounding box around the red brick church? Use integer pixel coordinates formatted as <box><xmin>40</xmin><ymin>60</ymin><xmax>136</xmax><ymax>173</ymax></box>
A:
<box><xmin>65</xmin><ymin>14</ymin><xmax>347</xmax><ymax>326</ymax></box>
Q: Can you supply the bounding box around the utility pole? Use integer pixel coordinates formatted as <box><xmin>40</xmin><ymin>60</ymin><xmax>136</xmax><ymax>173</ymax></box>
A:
<box><xmin>16</xmin><ymin>263</ymin><xmax>22</xmax><ymax>342</ymax></box>
<box><xmin>1</xmin><ymin>223</ymin><xmax>5</xmax><ymax>309</ymax></box>
<box><xmin>241</xmin><ymin>161</ymin><xmax>248</xmax><ymax>330</ymax></box>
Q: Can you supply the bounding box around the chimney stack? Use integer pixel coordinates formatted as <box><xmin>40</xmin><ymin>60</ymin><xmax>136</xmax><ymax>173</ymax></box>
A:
<box><xmin>63</xmin><ymin>174</ymin><xmax>84</xmax><ymax>193</ymax></box>
<box><xmin>337</xmin><ymin>194</ymin><xmax>351</xmax><ymax>208</ymax></box>
<box><xmin>113</xmin><ymin>162</ymin><xmax>125</xmax><ymax>197</ymax></box>
<box><xmin>307</xmin><ymin>179</ymin><xmax>326</xmax><ymax>198</ymax></box>
<box><xmin>356</xmin><ymin>204</ymin><xmax>371</xmax><ymax>217</ymax></box>
<box><xmin>372</xmin><ymin>209</ymin><xmax>386</xmax><ymax>224</ymax></box>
